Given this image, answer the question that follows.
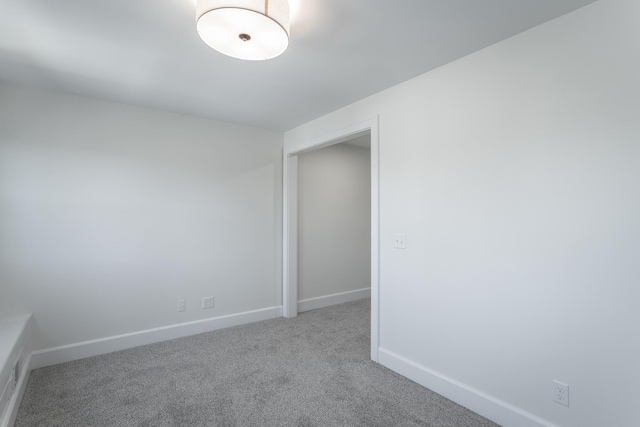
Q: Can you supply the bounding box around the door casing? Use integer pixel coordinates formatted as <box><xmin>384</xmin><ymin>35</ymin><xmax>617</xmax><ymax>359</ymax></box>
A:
<box><xmin>282</xmin><ymin>117</ymin><xmax>380</xmax><ymax>362</ymax></box>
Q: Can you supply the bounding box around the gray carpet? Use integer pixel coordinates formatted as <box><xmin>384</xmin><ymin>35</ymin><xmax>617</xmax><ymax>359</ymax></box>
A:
<box><xmin>16</xmin><ymin>299</ymin><xmax>498</xmax><ymax>426</ymax></box>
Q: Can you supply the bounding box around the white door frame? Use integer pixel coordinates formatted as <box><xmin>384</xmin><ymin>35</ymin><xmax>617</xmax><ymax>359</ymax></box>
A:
<box><xmin>283</xmin><ymin>117</ymin><xmax>380</xmax><ymax>362</ymax></box>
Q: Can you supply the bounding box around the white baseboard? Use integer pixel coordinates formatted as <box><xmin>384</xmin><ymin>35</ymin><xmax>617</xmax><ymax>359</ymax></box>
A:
<box><xmin>378</xmin><ymin>348</ymin><xmax>557</xmax><ymax>427</ymax></box>
<box><xmin>298</xmin><ymin>288</ymin><xmax>370</xmax><ymax>313</ymax></box>
<box><xmin>0</xmin><ymin>353</ymin><xmax>31</xmax><ymax>427</ymax></box>
<box><xmin>31</xmin><ymin>306</ymin><xmax>283</xmax><ymax>369</ymax></box>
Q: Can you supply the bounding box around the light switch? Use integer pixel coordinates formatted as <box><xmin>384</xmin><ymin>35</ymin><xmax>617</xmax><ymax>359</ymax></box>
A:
<box><xmin>394</xmin><ymin>233</ymin><xmax>406</xmax><ymax>249</ymax></box>
<box><xmin>202</xmin><ymin>296</ymin><xmax>214</xmax><ymax>309</ymax></box>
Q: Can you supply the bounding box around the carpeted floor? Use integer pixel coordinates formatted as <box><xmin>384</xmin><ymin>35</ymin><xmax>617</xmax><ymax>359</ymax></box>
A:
<box><xmin>16</xmin><ymin>299</ymin><xmax>499</xmax><ymax>426</ymax></box>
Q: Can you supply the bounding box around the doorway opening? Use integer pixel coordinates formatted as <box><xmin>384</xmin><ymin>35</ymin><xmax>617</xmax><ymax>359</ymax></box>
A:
<box><xmin>283</xmin><ymin>118</ymin><xmax>379</xmax><ymax>362</ymax></box>
<box><xmin>296</xmin><ymin>135</ymin><xmax>370</xmax><ymax>313</ymax></box>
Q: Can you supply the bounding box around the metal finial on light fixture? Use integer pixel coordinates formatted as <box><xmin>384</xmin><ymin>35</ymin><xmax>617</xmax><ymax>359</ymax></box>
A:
<box><xmin>196</xmin><ymin>0</ymin><xmax>290</xmax><ymax>61</ymax></box>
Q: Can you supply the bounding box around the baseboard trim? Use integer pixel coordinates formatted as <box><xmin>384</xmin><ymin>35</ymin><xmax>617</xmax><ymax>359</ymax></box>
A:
<box><xmin>378</xmin><ymin>348</ymin><xmax>557</xmax><ymax>427</ymax></box>
<box><xmin>31</xmin><ymin>306</ymin><xmax>283</xmax><ymax>369</ymax></box>
<box><xmin>298</xmin><ymin>288</ymin><xmax>370</xmax><ymax>313</ymax></box>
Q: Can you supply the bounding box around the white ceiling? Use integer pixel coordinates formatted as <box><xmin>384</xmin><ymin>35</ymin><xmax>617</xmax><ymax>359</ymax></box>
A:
<box><xmin>0</xmin><ymin>0</ymin><xmax>596</xmax><ymax>131</ymax></box>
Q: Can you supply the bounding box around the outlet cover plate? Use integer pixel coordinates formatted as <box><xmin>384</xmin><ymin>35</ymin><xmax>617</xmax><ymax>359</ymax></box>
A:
<box><xmin>552</xmin><ymin>380</ymin><xmax>569</xmax><ymax>406</ymax></box>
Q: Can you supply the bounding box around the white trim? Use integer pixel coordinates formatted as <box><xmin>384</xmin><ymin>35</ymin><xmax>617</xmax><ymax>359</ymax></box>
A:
<box><xmin>283</xmin><ymin>117</ymin><xmax>380</xmax><ymax>362</ymax></box>
<box><xmin>282</xmin><ymin>155</ymin><xmax>298</xmax><ymax>318</ymax></box>
<box><xmin>0</xmin><ymin>353</ymin><xmax>31</xmax><ymax>427</ymax></box>
<box><xmin>286</xmin><ymin>127</ymin><xmax>372</xmax><ymax>155</ymax></box>
<box><xmin>378</xmin><ymin>348</ymin><xmax>558</xmax><ymax>427</ymax></box>
<box><xmin>298</xmin><ymin>288</ymin><xmax>371</xmax><ymax>313</ymax></box>
<box><xmin>31</xmin><ymin>306</ymin><xmax>283</xmax><ymax>369</ymax></box>
<box><xmin>369</xmin><ymin>117</ymin><xmax>380</xmax><ymax>363</ymax></box>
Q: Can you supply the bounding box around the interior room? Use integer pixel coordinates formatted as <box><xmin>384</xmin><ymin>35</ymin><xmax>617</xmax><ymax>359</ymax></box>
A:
<box><xmin>296</xmin><ymin>136</ymin><xmax>371</xmax><ymax>313</ymax></box>
<box><xmin>1</xmin><ymin>0</ymin><xmax>639</xmax><ymax>426</ymax></box>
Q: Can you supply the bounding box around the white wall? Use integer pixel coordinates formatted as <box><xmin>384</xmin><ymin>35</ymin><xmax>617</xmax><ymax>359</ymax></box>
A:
<box><xmin>297</xmin><ymin>143</ymin><xmax>371</xmax><ymax>302</ymax></box>
<box><xmin>0</xmin><ymin>83</ymin><xmax>283</xmax><ymax>352</ymax></box>
<box><xmin>284</xmin><ymin>1</ymin><xmax>640</xmax><ymax>426</ymax></box>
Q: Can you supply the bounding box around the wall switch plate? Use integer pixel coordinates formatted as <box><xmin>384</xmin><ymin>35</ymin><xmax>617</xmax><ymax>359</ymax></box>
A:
<box><xmin>552</xmin><ymin>380</ymin><xmax>569</xmax><ymax>406</ymax></box>
<box><xmin>202</xmin><ymin>296</ymin><xmax>214</xmax><ymax>309</ymax></box>
<box><xmin>177</xmin><ymin>299</ymin><xmax>186</xmax><ymax>312</ymax></box>
<box><xmin>394</xmin><ymin>233</ymin><xmax>406</xmax><ymax>249</ymax></box>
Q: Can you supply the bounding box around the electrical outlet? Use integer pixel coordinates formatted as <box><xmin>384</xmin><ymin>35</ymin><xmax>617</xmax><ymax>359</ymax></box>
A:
<box><xmin>177</xmin><ymin>299</ymin><xmax>186</xmax><ymax>312</ymax></box>
<box><xmin>552</xmin><ymin>380</ymin><xmax>569</xmax><ymax>406</ymax></box>
<box><xmin>202</xmin><ymin>296</ymin><xmax>214</xmax><ymax>309</ymax></box>
<box><xmin>13</xmin><ymin>360</ymin><xmax>19</xmax><ymax>391</ymax></box>
<box><xmin>9</xmin><ymin>367</ymin><xmax>15</xmax><ymax>393</ymax></box>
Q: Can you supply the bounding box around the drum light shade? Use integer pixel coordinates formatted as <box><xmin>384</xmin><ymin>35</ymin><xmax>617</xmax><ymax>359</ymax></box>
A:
<box><xmin>196</xmin><ymin>0</ymin><xmax>290</xmax><ymax>60</ymax></box>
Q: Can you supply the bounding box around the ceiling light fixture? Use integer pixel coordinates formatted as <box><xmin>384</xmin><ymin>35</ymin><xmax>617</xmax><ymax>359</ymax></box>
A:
<box><xmin>196</xmin><ymin>0</ymin><xmax>290</xmax><ymax>61</ymax></box>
